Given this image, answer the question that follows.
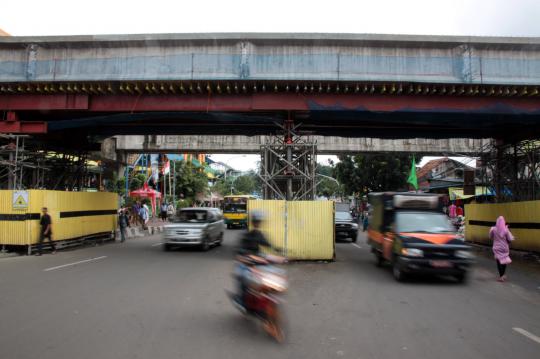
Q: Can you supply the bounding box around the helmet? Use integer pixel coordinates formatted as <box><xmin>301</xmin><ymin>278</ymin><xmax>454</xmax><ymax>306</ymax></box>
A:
<box><xmin>250</xmin><ymin>210</ymin><xmax>264</xmax><ymax>224</ymax></box>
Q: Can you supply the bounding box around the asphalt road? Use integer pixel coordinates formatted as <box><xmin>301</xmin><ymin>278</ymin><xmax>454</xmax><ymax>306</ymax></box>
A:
<box><xmin>0</xmin><ymin>230</ymin><xmax>539</xmax><ymax>359</ymax></box>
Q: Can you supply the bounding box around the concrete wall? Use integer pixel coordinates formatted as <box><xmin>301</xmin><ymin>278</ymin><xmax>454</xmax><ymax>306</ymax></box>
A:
<box><xmin>111</xmin><ymin>135</ymin><xmax>491</xmax><ymax>155</ymax></box>
<box><xmin>1</xmin><ymin>33</ymin><xmax>540</xmax><ymax>85</ymax></box>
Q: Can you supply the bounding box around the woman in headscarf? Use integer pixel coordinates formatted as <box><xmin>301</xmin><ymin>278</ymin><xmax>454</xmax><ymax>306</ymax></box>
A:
<box><xmin>489</xmin><ymin>216</ymin><xmax>515</xmax><ymax>282</ymax></box>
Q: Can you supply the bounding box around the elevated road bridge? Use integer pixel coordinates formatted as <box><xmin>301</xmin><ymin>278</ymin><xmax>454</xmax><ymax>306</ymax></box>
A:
<box><xmin>0</xmin><ymin>33</ymin><xmax>539</xmax><ymax>144</ymax></box>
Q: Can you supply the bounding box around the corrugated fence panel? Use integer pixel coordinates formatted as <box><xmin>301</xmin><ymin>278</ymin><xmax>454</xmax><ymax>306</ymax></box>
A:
<box><xmin>248</xmin><ymin>200</ymin><xmax>335</xmax><ymax>260</ymax></box>
<box><xmin>0</xmin><ymin>190</ymin><xmax>29</xmax><ymax>245</ymax></box>
<box><xmin>0</xmin><ymin>190</ymin><xmax>118</xmax><ymax>246</ymax></box>
<box><xmin>287</xmin><ymin>201</ymin><xmax>334</xmax><ymax>260</ymax></box>
<box><xmin>465</xmin><ymin>201</ymin><xmax>540</xmax><ymax>252</ymax></box>
<box><xmin>52</xmin><ymin>191</ymin><xmax>118</xmax><ymax>241</ymax></box>
<box><xmin>28</xmin><ymin>190</ymin><xmax>44</xmax><ymax>245</ymax></box>
<box><xmin>248</xmin><ymin>200</ymin><xmax>286</xmax><ymax>251</ymax></box>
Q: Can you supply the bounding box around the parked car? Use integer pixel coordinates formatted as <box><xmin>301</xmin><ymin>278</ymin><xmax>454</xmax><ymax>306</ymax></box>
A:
<box><xmin>335</xmin><ymin>211</ymin><xmax>358</xmax><ymax>242</ymax></box>
<box><xmin>163</xmin><ymin>208</ymin><xmax>225</xmax><ymax>251</ymax></box>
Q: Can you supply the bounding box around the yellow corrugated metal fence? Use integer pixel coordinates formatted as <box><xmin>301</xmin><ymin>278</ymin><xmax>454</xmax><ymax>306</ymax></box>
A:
<box><xmin>0</xmin><ymin>190</ymin><xmax>118</xmax><ymax>246</ymax></box>
<box><xmin>465</xmin><ymin>201</ymin><xmax>540</xmax><ymax>252</ymax></box>
<box><xmin>248</xmin><ymin>200</ymin><xmax>335</xmax><ymax>260</ymax></box>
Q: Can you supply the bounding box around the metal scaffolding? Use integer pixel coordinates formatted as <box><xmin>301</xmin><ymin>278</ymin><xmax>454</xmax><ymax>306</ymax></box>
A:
<box><xmin>259</xmin><ymin>118</ymin><xmax>318</xmax><ymax>200</ymax></box>
<box><xmin>478</xmin><ymin>139</ymin><xmax>540</xmax><ymax>202</ymax></box>
<box><xmin>0</xmin><ymin>135</ymin><xmax>103</xmax><ymax>191</ymax></box>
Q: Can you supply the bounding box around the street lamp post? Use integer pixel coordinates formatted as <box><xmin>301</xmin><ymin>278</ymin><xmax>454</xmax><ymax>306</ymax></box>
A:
<box><xmin>317</xmin><ymin>174</ymin><xmax>341</xmax><ymax>199</ymax></box>
<box><xmin>230</xmin><ymin>176</ymin><xmax>240</xmax><ymax>195</ymax></box>
<box><xmin>215</xmin><ymin>155</ymin><xmax>247</xmax><ymax>194</ymax></box>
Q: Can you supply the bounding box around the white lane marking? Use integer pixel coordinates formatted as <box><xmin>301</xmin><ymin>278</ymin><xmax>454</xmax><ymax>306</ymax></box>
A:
<box><xmin>151</xmin><ymin>242</ymin><xmax>163</xmax><ymax>247</ymax></box>
<box><xmin>352</xmin><ymin>243</ymin><xmax>362</xmax><ymax>249</ymax></box>
<box><xmin>43</xmin><ymin>256</ymin><xmax>107</xmax><ymax>272</ymax></box>
<box><xmin>513</xmin><ymin>327</ymin><xmax>540</xmax><ymax>344</ymax></box>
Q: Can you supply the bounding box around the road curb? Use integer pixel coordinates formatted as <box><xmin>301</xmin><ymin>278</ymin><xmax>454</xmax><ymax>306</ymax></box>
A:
<box><xmin>0</xmin><ymin>252</ymin><xmax>21</xmax><ymax>259</ymax></box>
<box><xmin>117</xmin><ymin>226</ymin><xmax>164</xmax><ymax>239</ymax></box>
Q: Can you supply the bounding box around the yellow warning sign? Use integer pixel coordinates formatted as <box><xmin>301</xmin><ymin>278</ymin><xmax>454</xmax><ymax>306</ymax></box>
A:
<box><xmin>12</xmin><ymin>191</ymin><xmax>29</xmax><ymax>210</ymax></box>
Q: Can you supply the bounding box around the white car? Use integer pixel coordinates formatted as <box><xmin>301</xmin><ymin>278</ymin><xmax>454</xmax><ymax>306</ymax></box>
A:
<box><xmin>163</xmin><ymin>208</ymin><xmax>225</xmax><ymax>251</ymax></box>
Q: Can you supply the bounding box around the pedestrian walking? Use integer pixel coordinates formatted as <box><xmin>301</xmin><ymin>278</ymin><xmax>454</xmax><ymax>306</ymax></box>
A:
<box><xmin>490</xmin><ymin>216</ymin><xmax>515</xmax><ymax>282</ymax></box>
<box><xmin>36</xmin><ymin>207</ymin><xmax>56</xmax><ymax>256</ymax></box>
<box><xmin>160</xmin><ymin>202</ymin><xmax>168</xmax><ymax>222</ymax></box>
<box><xmin>363</xmin><ymin>212</ymin><xmax>369</xmax><ymax>232</ymax></box>
<box><xmin>131</xmin><ymin>202</ymin><xmax>139</xmax><ymax>226</ymax></box>
<box><xmin>140</xmin><ymin>203</ymin><xmax>149</xmax><ymax>229</ymax></box>
<box><xmin>118</xmin><ymin>207</ymin><xmax>130</xmax><ymax>243</ymax></box>
<box><xmin>167</xmin><ymin>202</ymin><xmax>175</xmax><ymax>220</ymax></box>
<box><xmin>448</xmin><ymin>202</ymin><xmax>457</xmax><ymax>219</ymax></box>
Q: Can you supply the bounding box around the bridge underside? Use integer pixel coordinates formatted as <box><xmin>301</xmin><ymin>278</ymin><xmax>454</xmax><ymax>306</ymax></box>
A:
<box><xmin>2</xmin><ymin>91</ymin><xmax>540</xmax><ymax>150</ymax></box>
<box><xmin>109</xmin><ymin>135</ymin><xmax>490</xmax><ymax>155</ymax></box>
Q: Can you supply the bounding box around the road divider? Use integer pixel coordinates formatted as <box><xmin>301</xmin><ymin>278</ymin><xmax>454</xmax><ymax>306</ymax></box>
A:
<box><xmin>43</xmin><ymin>256</ymin><xmax>107</xmax><ymax>272</ymax></box>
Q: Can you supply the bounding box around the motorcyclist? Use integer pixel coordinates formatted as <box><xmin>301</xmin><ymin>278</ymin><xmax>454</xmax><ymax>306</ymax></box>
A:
<box><xmin>234</xmin><ymin>211</ymin><xmax>281</xmax><ymax>308</ymax></box>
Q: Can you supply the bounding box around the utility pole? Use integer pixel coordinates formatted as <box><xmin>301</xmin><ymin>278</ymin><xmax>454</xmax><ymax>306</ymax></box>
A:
<box><xmin>163</xmin><ymin>166</ymin><xmax>166</xmax><ymax>204</ymax></box>
<box><xmin>172</xmin><ymin>161</ymin><xmax>176</xmax><ymax>205</ymax></box>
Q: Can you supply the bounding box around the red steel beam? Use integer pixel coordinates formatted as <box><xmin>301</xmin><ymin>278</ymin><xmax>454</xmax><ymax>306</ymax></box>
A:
<box><xmin>80</xmin><ymin>94</ymin><xmax>540</xmax><ymax>113</ymax></box>
<box><xmin>0</xmin><ymin>94</ymin><xmax>89</xmax><ymax>110</ymax></box>
<box><xmin>0</xmin><ymin>93</ymin><xmax>539</xmax><ymax>113</ymax></box>
<box><xmin>0</xmin><ymin>121</ymin><xmax>47</xmax><ymax>134</ymax></box>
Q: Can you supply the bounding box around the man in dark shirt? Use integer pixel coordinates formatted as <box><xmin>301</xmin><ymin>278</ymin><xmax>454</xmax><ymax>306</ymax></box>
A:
<box><xmin>235</xmin><ymin>211</ymin><xmax>280</xmax><ymax>307</ymax></box>
<box><xmin>36</xmin><ymin>207</ymin><xmax>56</xmax><ymax>256</ymax></box>
<box><xmin>237</xmin><ymin>223</ymin><xmax>272</xmax><ymax>255</ymax></box>
<box><xmin>118</xmin><ymin>208</ymin><xmax>130</xmax><ymax>243</ymax></box>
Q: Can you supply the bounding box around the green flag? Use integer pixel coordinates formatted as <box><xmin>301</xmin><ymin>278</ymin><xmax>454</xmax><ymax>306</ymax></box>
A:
<box><xmin>407</xmin><ymin>156</ymin><xmax>418</xmax><ymax>190</ymax></box>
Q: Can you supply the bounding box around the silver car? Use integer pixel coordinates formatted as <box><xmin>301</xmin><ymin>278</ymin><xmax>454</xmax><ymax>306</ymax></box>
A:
<box><xmin>163</xmin><ymin>208</ymin><xmax>225</xmax><ymax>251</ymax></box>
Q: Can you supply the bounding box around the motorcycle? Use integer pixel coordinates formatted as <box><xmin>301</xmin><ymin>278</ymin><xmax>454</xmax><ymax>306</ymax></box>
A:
<box><xmin>227</xmin><ymin>253</ymin><xmax>288</xmax><ymax>342</ymax></box>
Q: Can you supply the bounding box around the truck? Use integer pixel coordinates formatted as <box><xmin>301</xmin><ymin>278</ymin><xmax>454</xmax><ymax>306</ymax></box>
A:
<box><xmin>367</xmin><ymin>192</ymin><xmax>474</xmax><ymax>282</ymax></box>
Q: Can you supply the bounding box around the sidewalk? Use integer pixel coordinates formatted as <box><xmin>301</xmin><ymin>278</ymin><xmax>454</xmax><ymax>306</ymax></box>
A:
<box><xmin>468</xmin><ymin>242</ymin><xmax>540</xmax><ymax>292</ymax></box>
<box><xmin>117</xmin><ymin>217</ymin><xmax>169</xmax><ymax>239</ymax></box>
<box><xmin>0</xmin><ymin>251</ymin><xmax>20</xmax><ymax>259</ymax></box>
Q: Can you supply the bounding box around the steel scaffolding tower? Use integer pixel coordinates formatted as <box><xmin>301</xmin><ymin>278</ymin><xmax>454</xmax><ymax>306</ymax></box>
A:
<box><xmin>0</xmin><ymin>135</ymin><xmax>101</xmax><ymax>191</ymax></box>
<box><xmin>478</xmin><ymin>139</ymin><xmax>540</xmax><ymax>202</ymax></box>
<box><xmin>259</xmin><ymin>118</ymin><xmax>317</xmax><ymax>200</ymax></box>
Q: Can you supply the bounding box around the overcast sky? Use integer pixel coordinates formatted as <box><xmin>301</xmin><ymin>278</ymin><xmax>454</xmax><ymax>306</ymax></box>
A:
<box><xmin>1</xmin><ymin>1</ymin><xmax>534</xmax><ymax>171</ymax></box>
<box><xmin>2</xmin><ymin>0</ymin><xmax>540</xmax><ymax>37</ymax></box>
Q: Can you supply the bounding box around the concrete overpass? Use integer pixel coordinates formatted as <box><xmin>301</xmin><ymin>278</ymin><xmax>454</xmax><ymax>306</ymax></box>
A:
<box><xmin>1</xmin><ymin>33</ymin><xmax>540</xmax><ymax>85</ymax></box>
<box><xmin>0</xmin><ymin>33</ymin><xmax>539</xmax><ymax>142</ymax></box>
<box><xmin>108</xmin><ymin>135</ymin><xmax>490</xmax><ymax>155</ymax></box>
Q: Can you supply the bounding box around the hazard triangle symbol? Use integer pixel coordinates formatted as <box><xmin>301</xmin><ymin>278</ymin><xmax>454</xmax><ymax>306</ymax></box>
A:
<box><xmin>15</xmin><ymin>195</ymin><xmax>27</xmax><ymax>206</ymax></box>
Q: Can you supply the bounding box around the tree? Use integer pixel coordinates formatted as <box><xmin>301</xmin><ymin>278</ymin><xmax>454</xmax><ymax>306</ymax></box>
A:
<box><xmin>334</xmin><ymin>154</ymin><xmax>412</xmax><ymax>196</ymax></box>
<box><xmin>105</xmin><ymin>177</ymin><xmax>126</xmax><ymax>196</ymax></box>
<box><xmin>212</xmin><ymin>171</ymin><xmax>260</xmax><ymax>196</ymax></box>
<box><xmin>212</xmin><ymin>178</ymin><xmax>232</xmax><ymax>196</ymax></box>
<box><xmin>316</xmin><ymin>164</ymin><xmax>341</xmax><ymax>198</ymax></box>
<box><xmin>129</xmin><ymin>173</ymin><xmax>147</xmax><ymax>191</ymax></box>
<box><xmin>234</xmin><ymin>174</ymin><xmax>256</xmax><ymax>194</ymax></box>
<box><xmin>173</xmin><ymin>160</ymin><xmax>209</xmax><ymax>202</ymax></box>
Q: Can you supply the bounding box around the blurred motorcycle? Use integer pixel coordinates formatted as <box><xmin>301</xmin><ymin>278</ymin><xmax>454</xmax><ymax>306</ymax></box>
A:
<box><xmin>227</xmin><ymin>253</ymin><xmax>288</xmax><ymax>342</ymax></box>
